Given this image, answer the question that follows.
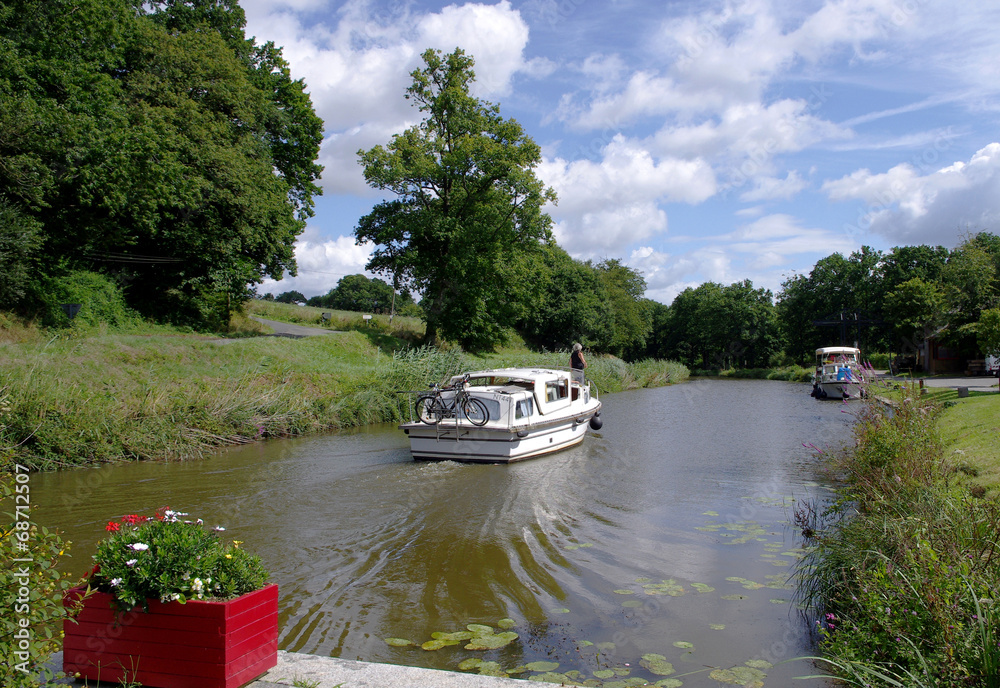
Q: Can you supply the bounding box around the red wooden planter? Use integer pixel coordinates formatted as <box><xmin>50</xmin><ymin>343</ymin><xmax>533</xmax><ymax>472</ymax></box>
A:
<box><xmin>63</xmin><ymin>584</ymin><xmax>278</xmax><ymax>688</ymax></box>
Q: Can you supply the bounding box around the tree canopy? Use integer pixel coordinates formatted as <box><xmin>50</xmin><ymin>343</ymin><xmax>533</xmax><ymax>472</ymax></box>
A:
<box><xmin>0</xmin><ymin>0</ymin><xmax>323</xmax><ymax>327</ymax></box>
<box><xmin>355</xmin><ymin>48</ymin><xmax>555</xmax><ymax>351</ymax></box>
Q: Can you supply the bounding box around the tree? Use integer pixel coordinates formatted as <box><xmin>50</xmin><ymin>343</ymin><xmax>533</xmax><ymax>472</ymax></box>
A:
<box><xmin>0</xmin><ymin>197</ymin><xmax>42</xmax><ymax>304</ymax></box>
<box><xmin>884</xmin><ymin>278</ymin><xmax>946</xmax><ymax>356</ymax></box>
<box><xmin>0</xmin><ymin>0</ymin><xmax>323</xmax><ymax>327</ymax></box>
<box><xmin>355</xmin><ymin>48</ymin><xmax>555</xmax><ymax>351</ymax></box>
<box><xmin>274</xmin><ymin>290</ymin><xmax>305</xmax><ymax>304</ymax></box>
<box><xmin>518</xmin><ymin>246</ymin><xmax>612</xmax><ymax>351</ymax></box>
<box><xmin>592</xmin><ymin>259</ymin><xmax>651</xmax><ymax>359</ymax></box>
<box><xmin>976</xmin><ymin>308</ymin><xmax>1000</xmax><ymax>360</ymax></box>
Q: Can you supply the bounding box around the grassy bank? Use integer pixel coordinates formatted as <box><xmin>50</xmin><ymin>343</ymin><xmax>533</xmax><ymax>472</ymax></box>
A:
<box><xmin>0</xmin><ymin>314</ymin><xmax>688</xmax><ymax>471</ymax></box>
<box><xmin>691</xmin><ymin>365</ymin><xmax>813</xmax><ymax>381</ymax></box>
<box><xmin>797</xmin><ymin>384</ymin><xmax>1000</xmax><ymax>685</ymax></box>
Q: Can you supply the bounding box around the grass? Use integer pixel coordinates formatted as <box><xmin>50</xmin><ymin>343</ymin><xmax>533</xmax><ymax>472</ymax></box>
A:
<box><xmin>0</xmin><ymin>308</ymin><xmax>688</xmax><ymax>470</ymax></box>
<box><xmin>796</xmin><ymin>382</ymin><xmax>1000</xmax><ymax>686</ymax></box>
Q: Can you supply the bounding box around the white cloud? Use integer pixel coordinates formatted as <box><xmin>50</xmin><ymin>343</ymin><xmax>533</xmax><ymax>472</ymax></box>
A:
<box><xmin>822</xmin><ymin>143</ymin><xmax>1000</xmax><ymax>245</ymax></box>
<box><xmin>242</xmin><ymin>1</ymin><xmax>535</xmax><ymax>195</ymax></box>
<box><xmin>739</xmin><ymin>170</ymin><xmax>809</xmax><ymax>202</ymax></box>
<box><xmin>539</xmin><ymin>136</ymin><xmax>716</xmax><ymax>255</ymax></box>
<box><xmin>260</xmin><ymin>230</ymin><xmax>375</xmax><ymax>297</ymax></box>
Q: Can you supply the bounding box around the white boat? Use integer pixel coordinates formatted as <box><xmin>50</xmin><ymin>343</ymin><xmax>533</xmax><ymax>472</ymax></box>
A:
<box><xmin>399</xmin><ymin>368</ymin><xmax>603</xmax><ymax>463</ymax></box>
<box><xmin>811</xmin><ymin>346</ymin><xmax>866</xmax><ymax>400</ymax></box>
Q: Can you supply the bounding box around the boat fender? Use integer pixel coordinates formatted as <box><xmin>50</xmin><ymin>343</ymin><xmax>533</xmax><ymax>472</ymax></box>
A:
<box><xmin>589</xmin><ymin>414</ymin><xmax>603</xmax><ymax>430</ymax></box>
<box><xmin>516</xmin><ymin>429</ymin><xmax>529</xmax><ymax>438</ymax></box>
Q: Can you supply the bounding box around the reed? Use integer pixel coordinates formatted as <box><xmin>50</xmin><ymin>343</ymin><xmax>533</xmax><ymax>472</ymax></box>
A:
<box><xmin>0</xmin><ymin>326</ymin><xmax>688</xmax><ymax>470</ymax></box>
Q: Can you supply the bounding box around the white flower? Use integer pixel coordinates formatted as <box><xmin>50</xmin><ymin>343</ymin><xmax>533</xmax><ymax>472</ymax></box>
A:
<box><xmin>110</xmin><ymin>578</ymin><xmax>123</xmax><ymax>587</ymax></box>
<box><xmin>191</xmin><ymin>578</ymin><xmax>204</xmax><ymax>593</ymax></box>
<box><xmin>125</xmin><ymin>559</ymin><xmax>138</xmax><ymax>567</ymax></box>
<box><xmin>213</xmin><ymin>526</ymin><xmax>226</xmax><ymax>532</ymax></box>
<box><xmin>128</xmin><ymin>543</ymin><xmax>149</xmax><ymax>551</ymax></box>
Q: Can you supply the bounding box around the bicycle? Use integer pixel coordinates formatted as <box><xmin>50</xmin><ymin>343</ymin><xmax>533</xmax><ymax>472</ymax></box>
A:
<box><xmin>415</xmin><ymin>374</ymin><xmax>489</xmax><ymax>426</ymax></box>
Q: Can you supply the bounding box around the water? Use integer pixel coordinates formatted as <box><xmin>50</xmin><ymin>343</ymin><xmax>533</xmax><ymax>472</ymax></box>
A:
<box><xmin>32</xmin><ymin>378</ymin><xmax>852</xmax><ymax>686</ymax></box>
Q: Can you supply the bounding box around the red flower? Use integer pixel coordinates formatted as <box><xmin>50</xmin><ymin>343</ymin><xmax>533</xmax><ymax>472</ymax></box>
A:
<box><xmin>105</xmin><ymin>521</ymin><xmax>121</xmax><ymax>532</ymax></box>
<box><xmin>122</xmin><ymin>514</ymin><xmax>146</xmax><ymax>525</ymax></box>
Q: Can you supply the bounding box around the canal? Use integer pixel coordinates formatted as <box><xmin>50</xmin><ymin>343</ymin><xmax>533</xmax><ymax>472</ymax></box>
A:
<box><xmin>34</xmin><ymin>378</ymin><xmax>851</xmax><ymax>686</ymax></box>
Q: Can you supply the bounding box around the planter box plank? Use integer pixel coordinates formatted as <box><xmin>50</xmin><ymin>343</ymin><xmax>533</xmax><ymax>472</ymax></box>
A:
<box><xmin>64</xmin><ymin>584</ymin><xmax>278</xmax><ymax>688</ymax></box>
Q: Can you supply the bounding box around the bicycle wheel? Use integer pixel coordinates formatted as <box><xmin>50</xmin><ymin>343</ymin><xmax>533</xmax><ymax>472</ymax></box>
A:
<box><xmin>462</xmin><ymin>397</ymin><xmax>489</xmax><ymax>426</ymax></box>
<box><xmin>416</xmin><ymin>395</ymin><xmax>441</xmax><ymax>424</ymax></box>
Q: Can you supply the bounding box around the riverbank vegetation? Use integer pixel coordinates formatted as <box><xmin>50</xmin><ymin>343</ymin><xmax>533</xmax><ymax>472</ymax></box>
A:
<box><xmin>797</xmin><ymin>386</ymin><xmax>1000</xmax><ymax>685</ymax></box>
<box><xmin>0</xmin><ymin>312</ymin><xmax>687</xmax><ymax>471</ymax></box>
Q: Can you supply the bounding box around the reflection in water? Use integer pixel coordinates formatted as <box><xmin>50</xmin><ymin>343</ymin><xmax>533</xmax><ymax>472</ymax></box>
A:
<box><xmin>32</xmin><ymin>379</ymin><xmax>849</xmax><ymax>686</ymax></box>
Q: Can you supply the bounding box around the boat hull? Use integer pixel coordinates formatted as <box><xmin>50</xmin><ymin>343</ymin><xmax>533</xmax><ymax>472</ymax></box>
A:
<box><xmin>402</xmin><ymin>409</ymin><xmax>600</xmax><ymax>464</ymax></box>
<box><xmin>813</xmin><ymin>381</ymin><xmax>863</xmax><ymax>400</ymax></box>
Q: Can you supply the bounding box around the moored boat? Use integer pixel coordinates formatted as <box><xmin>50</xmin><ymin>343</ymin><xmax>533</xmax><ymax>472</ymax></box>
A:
<box><xmin>811</xmin><ymin>346</ymin><xmax>866</xmax><ymax>400</ymax></box>
<box><xmin>399</xmin><ymin>368</ymin><xmax>603</xmax><ymax>463</ymax></box>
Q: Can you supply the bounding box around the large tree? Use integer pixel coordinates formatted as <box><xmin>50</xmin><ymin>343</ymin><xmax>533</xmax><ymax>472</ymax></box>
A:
<box><xmin>355</xmin><ymin>48</ymin><xmax>555</xmax><ymax>351</ymax></box>
<box><xmin>0</xmin><ymin>0</ymin><xmax>323</xmax><ymax>327</ymax></box>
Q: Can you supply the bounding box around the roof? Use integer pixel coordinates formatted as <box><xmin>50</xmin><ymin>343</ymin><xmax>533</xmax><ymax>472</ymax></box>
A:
<box><xmin>815</xmin><ymin>347</ymin><xmax>861</xmax><ymax>355</ymax></box>
<box><xmin>448</xmin><ymin>368</ymin><xmax>568</xmax><ymax>384</ymax></box>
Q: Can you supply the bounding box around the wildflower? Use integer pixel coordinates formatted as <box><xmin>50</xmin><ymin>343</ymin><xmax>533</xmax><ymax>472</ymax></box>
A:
<box><xmin>105</xmin><ymin>521</ymin><xmax>120</xmax><ymax>532</ymax></box>
<box><xmin>825</xmin><ymin>613</ymin><xmax>836</xmax><ymax>621</ymax></box>
<box><xmin>225</xmin><ymin>554</ymin><xmax>232</xmax><ymax>559</ymax></box>
<box><xmin>233</xmin><ymin>540</ymin><xmax>243</xmax><ymax>548</ymax></box>
<box><xmin>128</xmin><ymin>543</ymin><xmax>149</xmax><ymax>551</ymax></box>
<box><xmin>110</xmin><ymin>577</ymin><xmax>123</xmax><ymax>587</ymax></box>
<box><xmin>125</xmin><ymin>559</ymin><xmax>138</xmax><ymax>567</ymax></box>
<box><xmin>214</xmin><ymin>526</ymin><xmax>226</xmax><ymax>532</ymax></box>
<box><xmin>122</xmin><ymin>514</ymin><xmax>145</xmax><ymax>525</ymax></box>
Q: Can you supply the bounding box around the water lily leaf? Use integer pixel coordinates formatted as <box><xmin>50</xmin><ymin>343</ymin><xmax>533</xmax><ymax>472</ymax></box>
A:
<box><xmin>725</xmin><ymin>576</ymin><xmax>746</xmax><ymax>583</ymax></box>
<box><xmin>635</xmin><ymin>577</ymin><xmax>652</xmax><ymax>583</ymax></box>
<box><xmin>384</xmin><ymin>637</ymin><xmax>413</xmax><ymax>647</ymax></box>
<box><xmin>528</xmin><ymin>672</ymin><xmax>572</xmax><ymax>683</ymax></box>
<box><xmin>458</xmin><ymin>658</ymin><xmax>483</xmax><ymax>671</ymax></box>
<box><xmin>497</xmin><ymin>618</ymin><xmax>516</xmax><ymax>629</ymax></box>
<box><xmin>467</xmin><ymin>624</ymin><xmax>494</xmax><ymax>636</ymax></box>
<box><xmin>477</xmin><ymin>661</ymin><xmax>508</xmax><ymax>677</ymax></box>
<box><xmin>708</xmin><ymin>665</ymin><xmax>765</xmax><ymax>686</ymax></box>
<box><xmin>745</xmin><ymin>659</ymin><xmax>773</xmax><ymax>669</ymax></box>
<box><xmin>432</xmin><ymin>631</ymin><xmax>474</xmax><ymax>641</ymax></box>
<box><xmin>613</xmin><ymin>589</ymin><xmax>635</xmax><ymax>595</ymax></box>
<box><xmin>643</xmin><ymin>579</ymin><xmax>685</xmax><ymax>596</ymax></box>
<box><xmin>465</xmin><ymin>631</ymin><xmax>518</xmax><ymax>650</ymax></box>
<box><xmin>640</xmin><ymin>654</ymin><xmax>675</xmax><ymax>676</ymax></box>
<box><xmin>702</xmin><ymin>510</ymin><xmax>719</xmax><ymax>516</ymax></box>
<box><xmin>421</xmin><ymin>639</ymin><xmax>452</xmax><ymax>650</ymax></box>
<box><xmin>673</xmin><ymin>641</ymin><xmax>694</xmax><ymax>649</ymax></box>
<box><xmin>596</xmin><ymin>642</ymin><xmax>617</xmax><ymax>651</ymax></box>
<box><xmin>593</xmin><ymin>670</ymin><xmax>615</xmax><ymax>679</ymax></box>
<box><xmin>579</xmin><ymin>640</ymin><xmax>594</xmax><ymax>647</ymax></box>
<box><xmin>709</xmin><ymin>623</ymin><xmax>726</xmax><ymax>630</ymax></box>
<box><xmin>508</xmin><ymin>665</ymin><xmax>530</xmax><ymax>674</ymax></box>
<box><xmin>613</xmin><ymin>667</ymin><xmax>631</xmax><ymax>676</ymax></box>
<box><xmin>654</xmin><ymin>680</ymin><xmax>684</xmax><ymax>688</ymax></box>
<box><xmin>690</xmin><ymin>583</ymin><xmax>715</xmax><ymax>593</ymax></box>
<box><xmin>550</xmin><ymin>607</ymin><xmax>571</xmax><ymax>614</ymax></box>
<box><xmin>525</xmin><ymin>661</ymin><xmax>560</xmax><ymax>672</ymax></box>
<box><xmin>721</xmin><ymin>594</ymin><xmax>744</xmax><ymax>600</ymax></box>
<box><xmin>769</xmin><ymin>598</ymin><xmax>787</xmax><ymax>604</ymax></box>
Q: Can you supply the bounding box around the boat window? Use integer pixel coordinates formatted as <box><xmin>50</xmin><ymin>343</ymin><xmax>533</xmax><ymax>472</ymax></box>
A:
<box><xmin>545</xmin><ymin>380</ymin><xmax>568</xmax><ymax>402</ymax></box>
<box><xmin>515</xmin><ymin>398</ymin><xmax>534</xmax><ymax>419</ymax></box>
<box><xmin>462</xmin><ymin>398</ymin><xmax>499</xmax><ymax>421</ymax></box>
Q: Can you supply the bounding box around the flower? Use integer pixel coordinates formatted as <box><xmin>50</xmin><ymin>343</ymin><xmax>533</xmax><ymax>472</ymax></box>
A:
<box><xmin>91</xmin><ymin>507</ymin><xmax>269</xmax><ymax>613</ymax></box>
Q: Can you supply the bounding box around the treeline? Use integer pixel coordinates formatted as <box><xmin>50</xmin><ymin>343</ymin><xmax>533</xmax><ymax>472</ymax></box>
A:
<box><xmin>0</xmin><ymin>0</ymin><xmax>323</xmax><ymax>330</ymax></box>
<box><xmin>648</xmin><ymin>233</ymin><xmax>1000</xmax><ymax>369</ymax></box>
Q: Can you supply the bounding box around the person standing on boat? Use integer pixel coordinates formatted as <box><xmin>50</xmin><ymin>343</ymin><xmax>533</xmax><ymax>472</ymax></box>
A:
<box><xmin>571</xmin><ymin>342</ymin><xmax>587</xmax><ymax>384</ymax></box>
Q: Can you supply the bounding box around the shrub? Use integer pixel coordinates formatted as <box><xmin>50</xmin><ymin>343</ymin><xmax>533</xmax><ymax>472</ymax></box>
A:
<box><xmin>91</xmin><ymin>508</ymin><xmax>269</xmax><ymax>612</ymax></box>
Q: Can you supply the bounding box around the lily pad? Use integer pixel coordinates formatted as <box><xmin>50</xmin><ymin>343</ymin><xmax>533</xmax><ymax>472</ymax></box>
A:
<box><xmin>769</xmin><ymin>598</ymin><xmax>788</xmax><ymax>604</ymax></box>
<box><xmin>640</xmin><ymin>654</ymin><xmax>675</xmax><ymax>676</ymax></box>
<box><xmin>643</xmin><ymin>579</ymin><xmax>685</xmax><ymax>596</ymax></box>
<box><xmin>579</xmin><ymin>640</ymin><xmax>594</xmax><ymax>647</ymax></box>
<box><xmin>614</xmin><ymin>589</ymin><xmax>635</xmax><ymax>595</ymax></box>
<box><xmin>708</xmin><ymin>665</ymin><xmax>765</xmax><ymax>686</ymax></box>
<box><xmin>528</xmin><ymin>672</ymin><xmax>573</xmax><ymax>683</ymax></box>
<box><xmin>384</xmin><ymin>637</ymin><xmax>412</xmax><ymax>647</ymax></box>
<box><xmin>702</xmin><ymin>510</ymin><xmax>719</xmax><ymax>516</ymax></box>
<box><xmin>525</xmin><ymin>661</ymin><xmax>560</xmax><ymax>672</ymax></box>
<box><xmin>673</xmin><ymin>641</ymin><xmax>694</xmax><ymax>649</ymax></box>
<box><xmin>690</xmin><ymin>583</ymin><xmax>715</xmax><ymax>593</ymax></box>
<box><xmin>477</xmin><ymin>661</ymin><xmax>508</xmax><ymax>677</ymax></box>
<box><xmin>593</xmin><ymin>669</ymin><xmax>616</xmax><ymax>679</ymax></box>
<box><xmin>497</xmin><ymin>618</ymin><xmax>517</xmax><ymax>629</ymax></box>
<box><xmin>745</xmin><ymin>659</ymin><xmax>773</xmax><ymax>669</ymax></box>
<box><xmin>550</xmin><ymin>607</ymin><xmax>571</xmax><ymax>614</ymax></box>
<box><xmin>635</xmin><ymin>577</ymin><xmax>652</xmax><ymax>583</ymax></box>
<box><xmin>421</xmin><ymin>638</ymin><xmax>455</xmax><ymax>650</ymax></box>
<box><xmin>458</xmin><ymin>658</ymin><xmax>483</xmax><ymax>671</ymax></box>
<box><xmin>432</xmin><ymin>631</ymin><xmax>474</xmax><ymax>641</ymax></box>
<box><xmin>709</xmin><ymin>623</ymin><xmax>726</xmax><ymax>630</ymax></box>
<box><xmin>654</xmin><ymin>680</ymin><xmax>684</xmax><ymax>688</ymax></box>
<box><xmin>720</xmin><ymin>594</ymin><xmax>744</xmax><ymax>600</ymax></box>
<box><xmin>467</xmin><ymin>624</ymin><xmax>494</xmax><ymax>636</ymax></box>
<box><xmin>465</xmin><ymin>631</ymin><xmax>518</xmax><ymax>650</ymax></box>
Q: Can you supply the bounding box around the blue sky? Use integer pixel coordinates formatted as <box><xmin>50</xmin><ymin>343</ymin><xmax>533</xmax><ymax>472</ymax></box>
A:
<box><xmin>245</xmin><ymin>0</ymin><xmax>1000</xmax><ymax>303</ymax></box>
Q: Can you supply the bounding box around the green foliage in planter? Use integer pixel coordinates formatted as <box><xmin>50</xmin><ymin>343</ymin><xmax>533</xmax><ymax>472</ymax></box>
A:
<box><xmin>1</xmin><ymin>463</ymin><xmax>84</xmax><ymax>687</ymax></box>
<box><xmin>93</xmin><ymin>509</ymin><xmax>269</xmax><ymax>612</ymax></box>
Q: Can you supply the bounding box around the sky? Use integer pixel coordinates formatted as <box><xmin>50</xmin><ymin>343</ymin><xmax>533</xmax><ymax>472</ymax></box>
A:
<box><xmin>244</xmin><ymin>0</ymin><xmax>1000</xmax><ymax>304</ymax></box>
